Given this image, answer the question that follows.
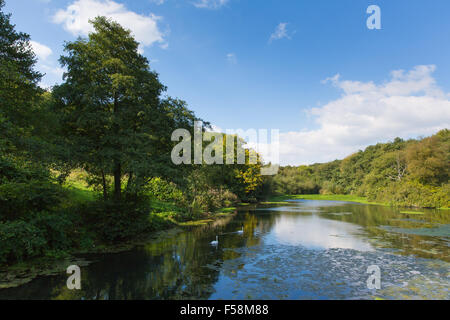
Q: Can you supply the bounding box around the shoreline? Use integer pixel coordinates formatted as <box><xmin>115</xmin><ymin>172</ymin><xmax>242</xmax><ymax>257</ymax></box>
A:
<box><xmin>3</xmin><ymin>195</ymin><xmax>446</xmax><ymax>290</ymax></box>
<box><xmin>266</xmin><ymin>194</ymin><xmax>449</xmax><ymax>210</ymax></box>
<box><xmin>0</xmin><ymin>207</ymin><xmax>240</xmax><ymax>290</ymax></box>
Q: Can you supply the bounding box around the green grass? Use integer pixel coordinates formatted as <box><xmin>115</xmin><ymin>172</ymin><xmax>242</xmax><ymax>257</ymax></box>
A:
<box><xmin>267</xmin><ymin>195</ymin><xmax>449</xmax><ymax>210</ymax></box>
<box><xmin>215</xmin><ymin>207</ymin><xmax>237</xmax><ymax>214</ymax></box>
<box><xmin>63</xmin><ymin>180</ymin><xmax>96</xmax><ymax>207</ymax></box>
<box><xmin>61</xmin><ymin>170</ymin><xmax>97</xmax><ymax>205</ymax></box>
<box><xmin>267</xmin><ymin>194</ymin><xmax>387</xmax><ymax>206</ymax></box>
<box><xmin>400</xmin><ymin>211</ymin><xmax>425</xmax><ymax>215</ymax></box>
<box><xmin>65</xmin><ymin>185</ymin><xmax>95</xmax><ymax>203</ymax></box>
<box><xmin>178</xmin><ymin>219</ymin><xmax>214</xmax><ymax>227</ymax></box>
<box><xmin>260</xmin><ymin>201</ymin><xmax>291</xmax><ymax>205</ymax></box>
<box><xmin>148</xmin><ymin>197</ymin><xmax>183</xmax><ymax>213</ymax></box>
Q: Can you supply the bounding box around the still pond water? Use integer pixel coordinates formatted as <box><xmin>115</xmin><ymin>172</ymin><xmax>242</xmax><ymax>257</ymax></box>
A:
<box><xmin>1</xmin><ymin>200</ymin><xmax>449</xmax><ymax>300</ymax></box>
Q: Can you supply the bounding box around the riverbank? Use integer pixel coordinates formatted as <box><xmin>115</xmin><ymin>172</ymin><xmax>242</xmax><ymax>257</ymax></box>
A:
<box><xmin>266</xmin><ymin>194</ymin><xmax>450</xmax><ymax>210</ymax></box>
<box><xmin>266</xmin><ymin>194</ymin><xmax>387</xmax><ymax>206</ymax></box>
<box><xmin>0</xmin><ymin>203</ymin><xmax>239</xmax><ymax>289</ymax></box>
<box><xmin>2</xmin><ymin>199</ymin><xmax>449</xmax><ymax>300</ymax></box>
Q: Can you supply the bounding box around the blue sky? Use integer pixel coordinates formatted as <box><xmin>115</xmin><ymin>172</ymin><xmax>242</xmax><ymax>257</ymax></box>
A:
<box><xmin>4</xmin><ymin>0</ymin><xmax>450</xmax><ymax>165</ymax></box>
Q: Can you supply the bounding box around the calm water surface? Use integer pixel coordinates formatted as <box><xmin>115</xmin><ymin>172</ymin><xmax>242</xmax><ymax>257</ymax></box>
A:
<box><xmin>1</xmin><ymin>200</ymin><xmax>449</xmax><ymax>300</ymax></box>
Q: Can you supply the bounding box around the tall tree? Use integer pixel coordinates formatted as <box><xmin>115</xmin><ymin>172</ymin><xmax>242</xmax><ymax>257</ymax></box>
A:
<box><xmin>0</xmin><ymin>0</ymin><xmax>43</xmax><ymax>154</ymax></box>
<box><xmin>53</xmin><ymin>17</ymin><xmax>165</xmax><ymax>201</ymax></box>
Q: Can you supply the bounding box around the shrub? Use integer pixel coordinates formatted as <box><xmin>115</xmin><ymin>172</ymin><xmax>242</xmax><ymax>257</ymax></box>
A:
<box><xmin>320</xmin><ymin>181</ymin><xmax>345</xmax><ymax>195</ymax></box>
<box><xmin>146</xmin><ymin>178</ymin><xmax>184</xmax><ymax>204</ymax></box>
<box><xmin>0</xmin><ymin>181</ymin><xmax>64</xmax><ymax>220</ymax></box>
<box><xmin>372</xmin><ymin>181</ymin><xmax>449</xmax><ymax>208</ymax></box>
<box><xmin>78</xmin><ymin>199</ymin><xmax>151</xmax><ymax>243</ymax></box>
<box><xmin>0</xmin><ymin>210</ymin><xmax>75</xmax><ymax>264</ymax></box>
<box><xmin>28</xmin><ymin>211</ymin><xmax>74</xmax><ymax>251</ymax></box>
<box><xmin>184</xmin><ymin>188</ymin><xmax>239</xmax><ymax>218</ymax></box>
<box><xmin>0</xmin><ymin>220</ymin><xmax>45</xmax><ymax>264</ymax></box>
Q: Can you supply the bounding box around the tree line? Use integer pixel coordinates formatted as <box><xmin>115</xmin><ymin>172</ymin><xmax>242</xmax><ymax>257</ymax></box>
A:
<box><xmin>1</xmin><ymin>0</ymin><xmax>447</xmax><ymax>267</ymax></box>
<box><xmin>270</xmin><ymin>130</ymin><xmax>449</xmax><ymax>208</ymax></box>
<box><xmin>0</xmin><ymin>1</ymin><xmax>265</xmax><ymax>265</ymax></box>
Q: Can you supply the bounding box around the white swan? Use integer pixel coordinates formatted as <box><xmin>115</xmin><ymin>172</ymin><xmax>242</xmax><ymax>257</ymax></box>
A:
<box><xmin>210</xmin><ymin>236</ymin><xmax>219</xmax><ymax>246</ymax></box>
<box><xmin>237</xmin><ymin>226</ymin><xmax>244</xmax><ymax>235</ymax></box>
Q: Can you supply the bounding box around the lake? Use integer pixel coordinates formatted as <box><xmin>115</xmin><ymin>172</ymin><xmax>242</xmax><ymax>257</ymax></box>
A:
<box><xmin>1</xmin><ymin>200</ymin><xmax>449</xmax><ymax>300</ymax></box>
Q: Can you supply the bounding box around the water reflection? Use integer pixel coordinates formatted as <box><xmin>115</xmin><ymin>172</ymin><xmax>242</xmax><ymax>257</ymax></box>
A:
<box><xmin>269</xmin><ymin>214</ymin><xmax>373</xmax><ymax>251</ymax></box>
<box><xmin>0</xmin><ymin>200</ymin><xmax>448</xmax><ymax>300</ymax></box>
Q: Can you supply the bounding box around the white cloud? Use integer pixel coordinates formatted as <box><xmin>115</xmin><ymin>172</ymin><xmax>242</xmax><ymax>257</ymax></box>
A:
<box><xmin>269</xmin><ymin>22</ymin><xmax>290</xmax><ymax>43</ymax></box>
<box><xmin>277</xmin><ymin>65</ymin><xmax>450</xmax><ymax>166</ymax></box>
<box><xmin>53</xmin><ymin>0</ymin><xmax>166</xmax><ymax>51</ymax></box>
<box><xmin>41</xmin><ymin>64</ymin><xmax>65</xmax><ymax>77</ymax></box>
<box><xmin>149</xmin><ymin>0</ymin><xmax>165</xmax><ymax>4</ymax></box>
<box><xmin>193</xmin><ymin>0</ymin><xmax>228</xmax><ymax>9</ymax></box>
<box><xmin>30</xmin><ymin>41</ymin><xmax>53</xmax><ymax>61</ymax></box>
<box><xmin>226</xmin><ymin>53</ymin><xmax>237</xmax><ymax>65</ymax></box>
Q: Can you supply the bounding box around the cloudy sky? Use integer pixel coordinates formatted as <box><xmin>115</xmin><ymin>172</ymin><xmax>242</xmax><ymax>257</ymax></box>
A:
<box><xmin>5</xmin><ymin>0</ymin><xmax>450</xmax><ymax>165</ymax></box>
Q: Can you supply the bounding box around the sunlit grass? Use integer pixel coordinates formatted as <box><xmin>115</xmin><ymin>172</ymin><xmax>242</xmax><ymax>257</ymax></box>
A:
<box><xmin>401</xmin><ymin>211</ymin><xmax>425</xmax><ymax>215</ymax></box>
<box><xmin>268</xmin><ymin>194</ymin><xmax>387</xmax><ymax>206</ymax></box>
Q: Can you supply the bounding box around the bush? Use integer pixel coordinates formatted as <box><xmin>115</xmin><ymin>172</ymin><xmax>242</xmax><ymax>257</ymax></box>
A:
<box><xmin>190</xmin><ymin>198</ymin><xmax>205</xmax><ymax>218</ymax></box>
<box><xmin>188</xmin><ymin>188</ymin><xmax>239</xmax><ymax>214</ymax></box>
<box><xmin>320</xmin><ymin>181</ymin><xmax>345</xmax><ymax>195</ymax></box>
<box><xmin>0</xmin><ymin>210</ymin><xmax>75</xmax><ymax>264</ymax></box>
<box><xmin>372</xmin><ymin>180</ymin><xmax>449</xmax><ymax>208</ymax></box>
<box><xmin>0</xmin><ymin>220</ymin><xmax>45</xmax><ymax>264</ymax></box>
<box><xmin>29</xmin><ymin>211</ymin><xmax>74</xmax><ymax>251</ymax></box>
<box><xmin>0</xmin><ymin>181</ymin><xmax>63</xmax><ymax>220</ymax></box>
<box><xmin>146</xmin><ymin>177</ymin><xmax>184</xmax><ymax>204</ymax></box>
<box><xmin>78</xmin><ymin>199</ymin><xmax>151</xmax><ymax>243</ymax></box>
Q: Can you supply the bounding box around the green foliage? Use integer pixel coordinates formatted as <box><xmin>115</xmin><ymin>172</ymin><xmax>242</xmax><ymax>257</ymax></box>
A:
<box><xmin>405</xmin><ymin>129</ymin><xmax>449</xmax><ymax>186</ymax></box>
<box><xmin>77</xmin><ymin>198</ymin><xmax>152</xmax><ymax>243</ymax></box>
<box><xmin>271</xmin><ymin>131</ymin><xmax>450</xmax><ymax>209</ymax></box>
<box><xmin>52</xmin><ymin>17</ymin><xmax>180</xmax><ymax>200</ymax></box>
<box><xmin>0</xmin><ymin>155</ymin><xmax>65</xmax><ymax>220</ymax></box>
<box><xmin>0</xmin><ymin>9</ymin><xmax>258</xmax><ymax>267</ymax></box>
<box><xmin>0</xmin><ymin>181</ymin><xmax>63</xmax><ymax>220</ymax></box>
<box><xmin>0</xmin><ymin>0</ymin><xmax>43</xmax><ymax>156</ymax></box>
<box><xmin>0</xmin><ymin>210</ymin><xmax>75</xmax><ymax>264</ymax></box>
<box><xmin>28</xmin><ymin>211</ymin><xmax>74</xmax><ymax>251</ymax></box>
<box><xmin>146</xmin><ymin>177</ymin><xmax>184</xmax><ymax>203</ymax></box>
<box><xmin>0</xmin><ymin>220</ymin><xmax>44</xmax><ymax>264</ymax></box>
<box><xmin>372</xmin><ymin>181</ymin><xmax>449</xmax><ymax>209</ymax></box>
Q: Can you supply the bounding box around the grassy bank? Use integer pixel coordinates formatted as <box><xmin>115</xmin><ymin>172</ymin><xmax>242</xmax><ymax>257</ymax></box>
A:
<box><xmin>0</xmin><ymin>179</ymin><xmax>239</xmax><ymax>289</ymax></box>
<box><xmin>267</xmin><ymin>194</ymin><xmax>388</xmax><ymax>206</ymax></box>
<box><xmin>266</xmin><ymin>194</ymin><xmax>450</xmax><ymax>210</ymax></box>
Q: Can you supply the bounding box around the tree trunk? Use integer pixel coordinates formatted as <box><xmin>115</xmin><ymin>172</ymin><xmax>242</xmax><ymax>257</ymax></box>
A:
<box><xmin>113</xmin><ymin>93</ymin><xmax>121</xmax><ymax>201</ymax></box>
<box><xmin>126</xmin><ymin>172</ymin><xmax>133</xmax><ymax>192</ymax></box>
<box><xmin>114</xmin><ymin>162</ymin><xmax>121</xmax><ymax>201</ymax></box>
<box><xmin>101</xmin><ymin>170</ymin><xmax>107</xmax><ymax>200</ymax></box>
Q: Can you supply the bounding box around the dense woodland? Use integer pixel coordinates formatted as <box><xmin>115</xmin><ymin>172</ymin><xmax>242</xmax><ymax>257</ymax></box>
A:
<box><xmin>270</xmin><ymin>131</ymin><xmax>449</xmax><ymax>209</ymax></box>
<box><xmin>0</xmin><ymin>0</ymin><xmax>448</xmax><ymax>267</ymax></box>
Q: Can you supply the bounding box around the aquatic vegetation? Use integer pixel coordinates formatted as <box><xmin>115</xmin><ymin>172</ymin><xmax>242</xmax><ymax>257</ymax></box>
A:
<box><xmin>380</xmin><ymin>224</ymin><xmax>450</xmax><ymax>238</ymax></box>
<box><xmin>400</xmin><ymin>211</ymin><xmax>425</xmax><ymax>215</ymax></box>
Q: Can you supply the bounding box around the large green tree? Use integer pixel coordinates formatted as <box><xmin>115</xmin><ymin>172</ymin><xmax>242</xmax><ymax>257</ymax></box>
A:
<box><xmin>53</xmin><ymin>17</ymin><xmax>170</xmax><ymax>201</ymax></box>
<box><xmin>0</xmin><ymin>0</ymin><xmax>43</xmax><ymax>154</ymax></box>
